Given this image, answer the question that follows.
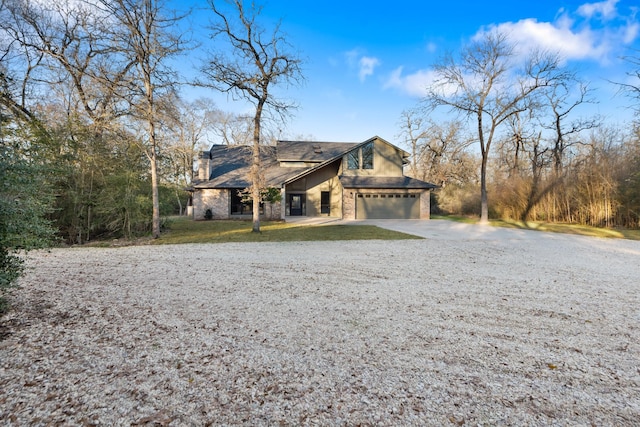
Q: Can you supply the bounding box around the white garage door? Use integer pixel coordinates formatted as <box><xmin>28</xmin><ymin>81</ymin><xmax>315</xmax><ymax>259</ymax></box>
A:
<box><xmin>356</xmin><ymin>193</ymin><xmax>420</xmax><ymax>219</ymax></box>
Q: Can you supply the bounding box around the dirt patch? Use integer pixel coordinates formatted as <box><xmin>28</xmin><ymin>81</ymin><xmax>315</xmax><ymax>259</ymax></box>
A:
<box><xmin>1</xmin><ymin>229</ymin><xmax>639</xmax><ymax>425</ymax></box>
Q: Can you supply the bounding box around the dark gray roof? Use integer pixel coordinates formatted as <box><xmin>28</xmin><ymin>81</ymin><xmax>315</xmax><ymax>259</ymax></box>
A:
<box><xmin>193</xmin><ymin>139</ymin><xmax>436</xmax><ymax>191</ymax></box>
<box><xmin>339</xmin><ymin>176</ymin><xmax>437</xmax><ymax>189</ymax></box>
<box><xmin>194</xmin><ymin>145</ymin><xmax>307</xmax><ymax>189</ymax></box>
<box><xmin>277</xmin><ymin>140</ymin><xmax>359</xmax><ymax>162</ymax></box>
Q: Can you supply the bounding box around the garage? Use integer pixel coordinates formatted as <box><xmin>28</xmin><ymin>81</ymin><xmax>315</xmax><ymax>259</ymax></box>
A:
<box><xmin>356</xmin><ymin>193</ymin><xmax>420</xmax><ymax>219</ymax></box>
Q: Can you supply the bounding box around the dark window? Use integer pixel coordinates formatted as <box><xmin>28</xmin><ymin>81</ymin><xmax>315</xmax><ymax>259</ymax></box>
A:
<box><xmin>231</xmin><ymin>189</ymin><xmax>263</xmax><ymax>215</ymax></box>
<box><xmin>361</xmin><ymin>141</ymin><xmax>374</xmax><ymax>169</ymax></box>
<box><xmin>321</xmin><ymin>191</ymin><xmax>330</xmax><ymax>214</ymax></box>
<box><xmin>347</xmin><ymin>150</ymin><xmax>359</xmax><ymax>169</ymax></box>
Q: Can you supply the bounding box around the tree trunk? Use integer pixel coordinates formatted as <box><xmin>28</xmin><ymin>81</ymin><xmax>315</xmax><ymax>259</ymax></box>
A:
<box><xmin>479</xmin><ymin>115</ymin><xmax>489</xmax><ymax>224</ymax></box>
<box><xmin>480</xmin><ymin>151</ymin><xmax>489</xmax><ymax>224</ymax></box>
<box><xmin>149</xmin><ymin>121</ymin><xmax>161</xmax><ymax>239</ymax></box>
<box><xmin>150</xmin><ymin>149</ymin><xmax>161</xmax><ymax>238</ymax></box>
<box><xmin>251</xmin><ymin>101</ymin><xmax>264</xmax><ymax>233</ymax></box>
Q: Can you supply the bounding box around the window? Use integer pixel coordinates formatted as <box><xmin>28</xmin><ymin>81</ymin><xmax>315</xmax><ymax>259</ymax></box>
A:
<box><xmin>346</xmin><ymin>141</ymin><xmax>374</xmax><ymax>170</ymax></box>
<box><xmin>321</xmin><ymin>191</ymin><xmax>330</xmax><ymax>214</ymax></box>
<box><xmin>361</xmin><ymin>141</ymin><xmax>374</xmax><ymax>169</ymax></box>
<box><xmin>347</xmin><ymin>150</ymin><xmax>359</xmax><ymax>170</ymax></box>
<box><xmin>231</xmin><ymin>189</ymin><xmax>263</xmax><ymax>215</ymax></box>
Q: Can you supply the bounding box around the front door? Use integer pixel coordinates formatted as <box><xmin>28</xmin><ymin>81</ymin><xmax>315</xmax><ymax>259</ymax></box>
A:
<box><xmin>289</xmin><ymin>193</ymin><xmax>305</xmax><ymax>216</ymax></box>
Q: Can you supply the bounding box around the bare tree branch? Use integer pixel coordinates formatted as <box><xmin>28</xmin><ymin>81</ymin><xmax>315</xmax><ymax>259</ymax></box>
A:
<box><xmin>198</xmin><ymin>0</ymin><xmax>303</xmax><ymax>232</ymax></box>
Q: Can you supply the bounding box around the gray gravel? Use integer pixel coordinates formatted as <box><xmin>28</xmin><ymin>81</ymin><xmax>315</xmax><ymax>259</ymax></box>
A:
<box><xmin>1</xmin><ymin>221</ymin><xmax>639</xmax><ymax>426</ymax></box>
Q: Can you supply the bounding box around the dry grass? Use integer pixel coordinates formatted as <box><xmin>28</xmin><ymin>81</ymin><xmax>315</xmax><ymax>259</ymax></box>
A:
<box><xmin>433</xmin><ymin>215</ymin><xmax>640</xmax><ymax>240</ymax></box>
<box><xmin>152</xmin><ymin>217</ymin><xmax>422</xmax><ymax>245</ymax></box>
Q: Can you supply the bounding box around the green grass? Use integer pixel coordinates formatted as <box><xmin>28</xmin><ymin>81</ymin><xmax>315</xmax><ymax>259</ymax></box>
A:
<box><xmin>433</xmin><ymin>214</ymin><xmax>640</xmax><ymax>240</ymax></box>
<box><xmin>153</xmin><ymin>217</ymin><xmax>422</xmax><ymax>245</ymax></box>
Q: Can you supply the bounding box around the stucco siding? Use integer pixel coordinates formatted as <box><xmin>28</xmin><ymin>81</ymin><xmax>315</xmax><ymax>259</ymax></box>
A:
<box><xmin>341</xmin><ymin>138</ymin><xmax>404</xmax><ymax>178</ymax></box>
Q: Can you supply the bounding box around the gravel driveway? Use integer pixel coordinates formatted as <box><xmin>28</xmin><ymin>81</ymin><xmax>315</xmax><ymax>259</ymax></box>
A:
<box><xmin>1</xmin><ymin>220</ymin><xmax>639</xmax><ymax>425</ymax></box>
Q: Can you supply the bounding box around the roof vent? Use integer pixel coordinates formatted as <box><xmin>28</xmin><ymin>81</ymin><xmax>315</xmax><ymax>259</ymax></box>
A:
<box><xmin>312</xmin><ymin>144</ymin><xmax>322</xmax><ymax>154</ymax></box>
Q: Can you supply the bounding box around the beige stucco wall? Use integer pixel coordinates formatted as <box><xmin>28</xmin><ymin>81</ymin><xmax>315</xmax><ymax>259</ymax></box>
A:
<box><xmin>304</xmin><ymin>163</ymin><xmax>342</xmax><ymax>217</ymax></box>
<box><xmin>286</xmin><ymin>162</ymin><xmax>343</xmax><ymax>217</ymax></box>
<box><xmin>340</xmin><ymin>138</ymin><xmax>404</xmax><ymax>178</ymax></box>
<box><xmin>305</xmin><ymin>176</ymin><xmax>342</xmax><ymax>217</ymax></box>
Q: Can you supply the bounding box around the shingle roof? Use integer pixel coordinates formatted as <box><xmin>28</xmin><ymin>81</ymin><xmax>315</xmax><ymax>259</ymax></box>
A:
<box><xmin>193</xmin><ymin>145</ymin><xmax>308</xmax><ymax>189</ymax></box>
<box><xmin>339</xmin><ymin>176</ymin><xmax>437</xmax><ymax>189</ymax></box>
<box><xmin>276</xmin><ymin>140</ymin><xmax>359</xmax><ymax>162</ymax></box>
<box><xmin>193</xmin><ymin>139</ymin><xmax>437</xmax><ymax>191</ymax></box>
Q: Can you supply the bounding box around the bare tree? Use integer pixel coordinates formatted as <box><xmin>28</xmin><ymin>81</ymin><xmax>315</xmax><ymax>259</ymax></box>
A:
<box><xmin>0</xmin><ymin>0</ymin><xmax>136</xmax><ymax>128</ymax></box>
<box><xmin>542</xmin><ymin>80</ymin><xmax>600</xmax><ymax>174</ymax></box>
<box><xmin>96</xmin><ymin>0</ymin><xmax>188</xmax><ymax>238</ymax></box>
<box><xmin>397</xmin><ymin>109</ymin><xmax>473</xmax><ymax>185</ymax></box>
<box><xmin>496</xmin><ymin>75</ymin><xmax>600</xmax><ymax>222</ymax></box>
<box><xmin>0</xmin><ymin>0</ymin><xmax>135</xmax><ymax>243</ymax></box>
<box><xmin>397</xmin><ymin>109</ymin><xmax>429</xmax><ymax>179</ymax></box>
<box><xmin>424</xmin><ymin>32</ymin><xmax>566</xmax><ymax>223</ymax></box>
<box><xmin>161</xmin><ymin>97</ymin><xmax>220</xmax><ymax>214</ymax></box>
<box><xmin>214</xmin><ymin>111</ymin><xmax>254</xmax><ymax>146</ymax></box>
<box><xmin>618</xmin><ymin>49</ymin><xmax>640</xmax><ymax>115</ymax></box>
<box><xmin>199</xmin><ymin>0</ymin><xmax>303</xmax><ymax>232</ymax></box>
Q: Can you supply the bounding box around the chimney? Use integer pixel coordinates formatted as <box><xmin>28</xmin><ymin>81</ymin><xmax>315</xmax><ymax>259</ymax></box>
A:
<box><xmin>198</xmin><ymin>151</ymin><xmax>211</xmax><ymax>181</ymax></box>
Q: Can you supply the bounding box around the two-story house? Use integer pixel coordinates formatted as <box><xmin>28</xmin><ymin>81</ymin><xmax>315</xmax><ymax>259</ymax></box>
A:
<box><xmin>190</xmin><ymin>136</ymin><xmax>437</xmax><ymax>220</ymax></box>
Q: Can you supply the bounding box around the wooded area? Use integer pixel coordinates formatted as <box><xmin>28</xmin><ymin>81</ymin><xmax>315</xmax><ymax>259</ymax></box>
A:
<box><xmin>400</xmin><ymin>34</ymin><xmax>640</xmax><ymax>229</ymax></box>
<box><xmin>1</xmin><ymin>0</ymin><xmax>639</xmax><ymax>295</ymax></box>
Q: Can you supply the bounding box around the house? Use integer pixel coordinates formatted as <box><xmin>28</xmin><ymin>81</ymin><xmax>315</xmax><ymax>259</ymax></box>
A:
<box><xmin>190</xmin><ymin>136</ymin><xmax>437</xmax><ymax>221</ymax></box>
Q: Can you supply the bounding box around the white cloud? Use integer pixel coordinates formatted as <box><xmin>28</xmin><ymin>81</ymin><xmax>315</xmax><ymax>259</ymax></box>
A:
<box><xmin>426</xmin><ymin>42</ymin><xmax>438</xmax><ymax>54</ymax></box>
<box><xmin>577</xmin><ymin>0</ymin><xmax>619</xmax><ymax>20</ymax></box>
<box><xmin>383</xmin><ymin>66</ymin><xmax>438</xmax><ymax>97</ymax></box>
<box><xmin>482</xmin><ymin>18</ymin><xmax>606</xmax><ymax>62</ymax></box>
<box><xmin>622</xmin><ymin>21</ymin><xmax>640</xmax><ymax>43</ymax></box>
<box><xmin>358</xmin><ymin>56</ymin><xmax>381</xmax><ymax>82</ymax></box>
<box><xmin>344</xmin><ymin>49</ymin><xmax>381</xmax><ymax>82</ymax></box>
<box><xmin>474</xmin><ymin>0</ymin><xmax>639</xmax><ymax>65</ymax></box>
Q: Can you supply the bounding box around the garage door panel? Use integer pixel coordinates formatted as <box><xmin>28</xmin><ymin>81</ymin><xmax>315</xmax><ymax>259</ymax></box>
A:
<box><xmin>356</xmin><ymin>193</ymin><xmax>419</xmax><ymax>219</ymax></box>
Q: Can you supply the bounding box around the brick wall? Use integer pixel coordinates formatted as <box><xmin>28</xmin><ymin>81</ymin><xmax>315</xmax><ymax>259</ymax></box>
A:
<box><xmin>192</xmin><ymin>189</ymin><xmax>228</xmax><ymax>220</ymax></box>
<box><xmin>420</xmin><ymin>189</ymin><xmax>431</xmax><ymax>219</ymax></box>
<box><xmin>342</xmin><ymin>189</ymin><xmax>356</xmax><ymax>220</ymax></box>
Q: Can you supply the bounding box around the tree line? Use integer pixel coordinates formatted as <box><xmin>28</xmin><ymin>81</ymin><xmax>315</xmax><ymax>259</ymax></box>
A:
<box><xmin>399</xmin><ymin>33</ymin><xmax>640</xmax><ymax>229</ymax></box>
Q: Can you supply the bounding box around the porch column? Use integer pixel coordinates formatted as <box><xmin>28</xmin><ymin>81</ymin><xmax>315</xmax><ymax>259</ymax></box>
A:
<box><xmin>280</xmin><ymin>185</ymin><xmax>286</xmax><ymax>220</ymax></box>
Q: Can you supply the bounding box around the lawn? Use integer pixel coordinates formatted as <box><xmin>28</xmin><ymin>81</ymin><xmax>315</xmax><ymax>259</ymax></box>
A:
<box><xmin>153</xmin><ymin>217</ymin><xmax>422</xmax><ymax>245</ymax></box>
<box><xmin>432</xmin><ymin>214</ymin><xmax>640</xmax><ymax>240</ymax></box>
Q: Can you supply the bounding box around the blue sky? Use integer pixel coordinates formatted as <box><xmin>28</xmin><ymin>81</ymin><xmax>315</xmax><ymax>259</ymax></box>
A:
<box><xmin>181</xmin><ymin>0</ymin><xmax>640</xmax><ymax>143</ymax></box>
